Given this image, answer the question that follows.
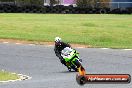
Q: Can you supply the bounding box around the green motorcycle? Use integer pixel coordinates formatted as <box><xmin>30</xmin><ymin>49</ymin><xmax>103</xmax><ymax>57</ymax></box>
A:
<box><xmin>61</xmin><ymin>47</ymin><xmax>82</xmax><ymax>71</ymax></box>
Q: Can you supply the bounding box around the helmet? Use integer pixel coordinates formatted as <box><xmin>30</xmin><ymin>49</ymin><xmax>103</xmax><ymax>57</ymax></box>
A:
<box><xmin>55</xmin><ymin>37</ymin><xmax>61</xmax><ymax>43</ymax></box>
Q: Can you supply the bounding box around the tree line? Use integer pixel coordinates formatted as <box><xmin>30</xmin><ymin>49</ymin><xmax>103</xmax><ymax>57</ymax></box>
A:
<box><xmin>0</xmin><ymin>0</ymin><xmax>110</xmax><ymax>7</ymax></box>
<box><xmin>76</xmin><ymin>0</ymin><xmax>110</xmax><ymax>7</ymax></box>
<box><xmin>0</xmin><ymin>0</ymin><xmax>44</xmax><ymax>5</ymax></box>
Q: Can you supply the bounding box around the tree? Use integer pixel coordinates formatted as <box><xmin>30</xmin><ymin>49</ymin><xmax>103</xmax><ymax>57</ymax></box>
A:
<box><xmin>76</xmin><ymin>0</ymin><xmax>98</xmax><ymax>7</ymax></box>
<box><xmin>49</xmin><ymin>0</ymin><xmax>59</xmax><ymax>6</ymax></box>
<box><xmin>0</xmin><ymin>0</ymin><xmax>14</xmax><ymax>1</ymax></box>
<box><xmin>99</xmin><ymin>0</ymin><xmax>110</xmax><ymax>8</ymax></box>
<box><xmin>15</xmin><ymin>0</ymin><xmax>44</xmax><ymax>6</ymax></box>
<box><xmin>76</xmin><ymin>0</ymin><xmax>110</xmax><ymax>8</ymax></box>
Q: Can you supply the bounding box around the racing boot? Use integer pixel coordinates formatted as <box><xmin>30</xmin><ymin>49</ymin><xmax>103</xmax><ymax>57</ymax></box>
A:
<box><xmin>67</xmin><ymin>66</ymin><xmax>71</xmax><ymax>71</ymax></box>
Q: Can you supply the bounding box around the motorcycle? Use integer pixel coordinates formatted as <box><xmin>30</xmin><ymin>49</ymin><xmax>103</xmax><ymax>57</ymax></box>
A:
<box><xmin>61</xmin><ymin>47</ymin><xmax>83</xmax><ymax>72</ymax></box>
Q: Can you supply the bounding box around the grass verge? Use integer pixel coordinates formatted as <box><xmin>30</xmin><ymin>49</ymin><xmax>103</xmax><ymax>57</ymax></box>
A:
<box><xmin>0</xmin><ymin>13</ymin><xmax>132</xmax><ymax>48</ymax></box>
<box><xmin>0</xmin><ymin>70</ymin><xmax>19</xmax><ymax>81</ymax></box>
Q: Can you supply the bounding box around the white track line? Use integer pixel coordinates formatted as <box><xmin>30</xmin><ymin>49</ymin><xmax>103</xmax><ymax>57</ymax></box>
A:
<box><xmin>123</xmin><ymin>49</ymin><xmax>132</xmax><ymax>51</ymax></box>
<box><xmin>15</xmin><ymin>43</ymin><xmax>21</xmax><ymax>45</ymax></box>
<box><xmin>28</xmin><ymin>44</ymin><xmax>35</xmax><ymax>46</ymax></box>
<box><xmin>100</xmin><ymin>48</ymin><xmax>109</xmax><ymax>49</ymax></box>
<box><xmin>3</xmin><ymin>42</ymin><xmax>9</xmax><ymax>44</ymax></box>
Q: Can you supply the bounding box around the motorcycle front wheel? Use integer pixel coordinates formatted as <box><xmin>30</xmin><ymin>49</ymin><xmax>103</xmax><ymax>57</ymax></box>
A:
<box><xmin>72</xmin><ymin>59</ymin><xmax>82</xmax><ymax>72</ymax></box>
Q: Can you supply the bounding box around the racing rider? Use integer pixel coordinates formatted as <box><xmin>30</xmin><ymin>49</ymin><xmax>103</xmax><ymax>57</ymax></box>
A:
<box><xmin>54</xmin><ymin>37</ymin><xmax>71</xmax><ymax>69</ymax></box>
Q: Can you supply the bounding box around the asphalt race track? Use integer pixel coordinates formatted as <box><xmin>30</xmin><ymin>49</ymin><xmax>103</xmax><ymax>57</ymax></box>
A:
<box><xmin>0</xmin><ymin>43</ymin><xmax>132</xmax><ymax>88</ymax></box>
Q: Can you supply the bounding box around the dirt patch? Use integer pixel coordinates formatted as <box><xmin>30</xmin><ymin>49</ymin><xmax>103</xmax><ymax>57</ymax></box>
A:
<box><xmin>0</xmin><ymin>39</ymin><xmax>54</xmax><ymax>45</ymax></box>
<box><xmin>0</xmin><ymin>39</ymin><xmax>91</xmax><ymax>48</ymax></box>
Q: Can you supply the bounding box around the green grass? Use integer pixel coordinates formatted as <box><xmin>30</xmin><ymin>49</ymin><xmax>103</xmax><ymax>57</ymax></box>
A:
<box><xmin>0</xmin><ymin>13</ymin><xmax>132</xmax><ymax>48</ymax></box>
<box><xmin>0</xmin><ymin>70</ymin><xmax>19</xmax><ymax>81</ymax></box>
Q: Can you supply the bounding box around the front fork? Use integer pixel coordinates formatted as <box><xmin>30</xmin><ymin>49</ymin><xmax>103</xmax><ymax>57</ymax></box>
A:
<box><xmin>72</xmin><ymin>58</ymin><xmax>82</xmax><ymax>68</ymax></box>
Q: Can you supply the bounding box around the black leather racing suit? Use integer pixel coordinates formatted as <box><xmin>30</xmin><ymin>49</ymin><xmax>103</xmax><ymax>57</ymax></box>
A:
<box><xmin>54</xmin><ymin>42</ymin><xmax>71</xmax><ymax>65</ymax></box>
